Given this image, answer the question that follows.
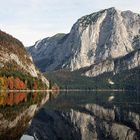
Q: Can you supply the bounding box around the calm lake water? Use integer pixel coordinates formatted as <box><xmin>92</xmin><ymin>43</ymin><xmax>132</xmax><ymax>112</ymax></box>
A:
<box><xmin>24</xmin><ymin>91</ymin><xmax>140</xmax><ymax>140</ymax></box>
<box><xmin>0</xmin><ymin>92</ymin><xmax>50</xmax><ymax>140</ymax></box>
<box><xmin>0</xmin><ymin>91</ymin><xmax>140</xmax><ymax>140</ymax></box>
<box><xmin>45</xmin><ymin>91</ymin><xmax>140</xmax><ymax>113</ymax></box>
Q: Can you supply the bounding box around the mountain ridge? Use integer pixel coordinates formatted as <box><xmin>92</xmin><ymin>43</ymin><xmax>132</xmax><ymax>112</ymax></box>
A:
<box><xmin>27</xmin><ymin>7</ymin><xmax>140</xmax><ymax>77</ymax></box>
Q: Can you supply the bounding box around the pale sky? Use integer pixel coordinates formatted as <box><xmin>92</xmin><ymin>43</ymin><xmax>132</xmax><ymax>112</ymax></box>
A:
<box><xmin>0</xmin><ymin>0</ymin><xmax>140</xmax><ymax>46</ymax></box>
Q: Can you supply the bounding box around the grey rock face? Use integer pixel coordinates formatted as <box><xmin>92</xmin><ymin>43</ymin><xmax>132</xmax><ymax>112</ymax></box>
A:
<box><xmin>114</xmin><ymin>49</ymin><xmax>140</xmax><ymax>73</ymax></box>
<box><xmin>84</xmin><ymin>49</ymin><xmax>140</xmax><ymax>77</ymax></box>
<box><xmin>83</xmin><ymin>59</ymin><xmax>114</xmax><ymax>77</ymax></box>
<box><xmin>27</xmin><ymin>33</ymin><xmax>69</xmax><ymax>72</ymax></box>
<box><xmin>28</xmin><ymin>7</ymin><xmax>140</xmax><ymax>75</ymax></box>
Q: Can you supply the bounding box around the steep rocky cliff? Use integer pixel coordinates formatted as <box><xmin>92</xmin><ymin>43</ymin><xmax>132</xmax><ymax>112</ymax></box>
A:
<box><xmin>0</xmin><ymin>30</ymin><xmax>49</xmax><ymax>85</ymax></box>
<box><xmin>28</xmin><ymin>7</ymin><xmax>140</xmax><ymax>77</ymax></box>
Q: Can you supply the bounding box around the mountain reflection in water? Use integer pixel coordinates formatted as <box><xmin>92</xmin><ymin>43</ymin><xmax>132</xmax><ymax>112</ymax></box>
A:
<box><xmin>24</xmin><ymin>91</ymin><xmax>140</xmax><ymax>140</ymax></box>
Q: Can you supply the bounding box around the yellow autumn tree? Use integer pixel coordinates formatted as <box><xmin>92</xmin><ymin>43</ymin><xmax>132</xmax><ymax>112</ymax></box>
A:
<box><xmin>0</xmin><ymin>77</ymin><xmax>5</xmax><ymax>90</ymax></box>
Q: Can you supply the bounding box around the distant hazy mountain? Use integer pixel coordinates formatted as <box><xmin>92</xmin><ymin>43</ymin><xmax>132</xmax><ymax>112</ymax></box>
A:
<box><xmin>28</xmin><ymin>7</ymin><xmax>140</xmax><ymax>77</ymax></box>
<box><xmin>0</xmin><ymin>30</ymin><xmax>49</xmax><ymax>85</ymax></box>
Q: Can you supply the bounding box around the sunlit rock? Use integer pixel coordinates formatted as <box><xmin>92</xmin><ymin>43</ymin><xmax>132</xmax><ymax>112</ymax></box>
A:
<box><xmin>28</xmin><ymin>8</ymin><xmax>140</xmax><ymax>77</ymax></box>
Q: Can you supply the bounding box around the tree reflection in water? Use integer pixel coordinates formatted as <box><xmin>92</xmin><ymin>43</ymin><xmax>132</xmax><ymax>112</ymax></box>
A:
<box><xmin>0</xmin><ymin>91</ymin><xmax>51</xmax><ymax>140</ymax></box>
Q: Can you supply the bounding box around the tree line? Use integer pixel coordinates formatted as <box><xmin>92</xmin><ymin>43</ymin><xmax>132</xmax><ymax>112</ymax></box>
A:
<box><xmin>0</xmin><ymin>69</ymin><xmax>48</xmax><ymax>90</ymax></box>
<box><xmin>0</xmin><ymin>76</ymin><xmax>42</xmax><ymax>90</ymax></box>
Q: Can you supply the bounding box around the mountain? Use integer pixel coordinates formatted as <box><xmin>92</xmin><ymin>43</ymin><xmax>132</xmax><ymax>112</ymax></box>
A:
<box><xmin>28</xmin><ymin>7</ymin><xmax>140</xmax><ymax>78</ymax></box>
<box><xmin>83</xmin><ymin>48</ymin><xmax>140</xmax><ymax>77</ymax></box>
<box><xmin>0</xmin><ymin>30</ymin><xmax>49</xmax><ymax>89</ymax></box>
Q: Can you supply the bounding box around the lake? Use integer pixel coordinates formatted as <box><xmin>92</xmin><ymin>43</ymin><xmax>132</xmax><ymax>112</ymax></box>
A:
<box><xmin>21</xmin><ymin>91</ymin><xmax>140</xmax><ymax>140</ymax></box>
<box><xmin>0</xmin><ymin>91</ymin><xmax>50</xmax><ymax>140</ymax></box>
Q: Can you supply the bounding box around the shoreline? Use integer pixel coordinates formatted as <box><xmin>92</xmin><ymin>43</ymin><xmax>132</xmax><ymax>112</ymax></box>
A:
<box><xmin>0</xmin><ymin>89</ymin><xmax>138</xmax><ymax>92</ymax></box>
<box><xmin>59</xmin><ymin>89</ymin><xmax>139</xmax><ymax>92</ymax></box>
<box><xmin>0</xmin><ymin>89</ymin><xmax>53</xmax><ymax>92</ymax></box>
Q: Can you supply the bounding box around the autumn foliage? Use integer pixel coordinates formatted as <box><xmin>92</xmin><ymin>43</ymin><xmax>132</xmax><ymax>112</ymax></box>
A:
<box><xmin>0</xmin><ymin>76</ymin><xmax>39</xmax><ymax>90</ymax></box>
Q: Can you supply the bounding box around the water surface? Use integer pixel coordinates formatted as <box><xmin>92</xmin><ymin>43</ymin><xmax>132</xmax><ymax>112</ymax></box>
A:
<box><xmin>24</xmin><ymin>91</ymin><xmax>140</xmax><ymax>140</ymax></box>
<box><xmin>0</xmin><ymin>92</ymin><xmax>49</xmax><ymax>140</ymax></box>
<box><xmin>45</xmin><ymin>91</ymin><xmax>140</xmax><ymax>113</ymax></box>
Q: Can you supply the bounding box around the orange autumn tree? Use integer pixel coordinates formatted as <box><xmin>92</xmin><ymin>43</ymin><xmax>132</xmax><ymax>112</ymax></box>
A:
<box><xmin>19</xmin><ymin>80</ymin><xmax>26</xmax><ymax>90</ymax></box>
<box><xmin>0</xmin><ymin>76</ymin><xmax>27</xmax><ymax>90</ymax></box>
<box><xmin>7</xmin><ymin>77</ymin><xmax>14</xmax><ymax>90</ymax></box>
<box><xmin>14</xmin><ymin>77</ymin><xmax>27</xmax><ymax>90</ymax></box>
<box><xmin>14</xmin><ymin>77</ymin><xmax>21</xmax><ymax>90</ymax></box>
<box><xmin>0</xmin><ymin>74</ymin><xmax>45</xmax><ymax>90</ymax></box>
